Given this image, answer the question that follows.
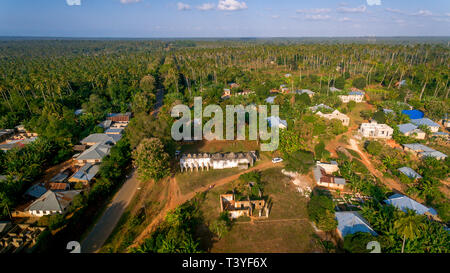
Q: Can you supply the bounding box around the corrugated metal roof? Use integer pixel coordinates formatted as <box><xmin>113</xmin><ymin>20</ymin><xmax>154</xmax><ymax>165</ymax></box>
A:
<box><xmin>81</xmin><ymin>133</ymin><xmax>117</xmax><ymax>145</ymax></box>
<box><xmin>70</xmin><ymin>164</ymin><xmax>100</xmax><ymax>182</ymax></box>
<box><xmin>398</xmin><ymin>167</ymin><xmax>422</xmax><ymax>179</ymax></box>
<box><xmin>77</xmin><ymin>143</ymin><xmax>111</xmax><ymax>161</ymax></box>
<box><xmin>24</xmin><ymin>184</ymin><xmax>47</xmax><ymax>198</ymax></box>
<box><xmin>385</xmin><ymin>194</ymin><xmax>437</xmax><ymax>215</ymax></box>
<box><xmin>398</xmin><ymin>123</ymin><xmax>418</xmax><ymax>134</ymax></box>
<box><xmin>265</xmin><ymin>96</ymin><xmax>277</xmax><ymax>104</ymax></box>
<box><xmin>335</xmin><ymin>211</ymin><xmax>377</xmax><ymax>237</ymax></box>
<box><xmin>410</xmin><ymin>118</ymin><xmax>440</xmax><ymax>128</ymax></box>
<box><xmin>402</xmin><ymin>143</ymin><xmax>435</xmax><ymax>152</ymax></box>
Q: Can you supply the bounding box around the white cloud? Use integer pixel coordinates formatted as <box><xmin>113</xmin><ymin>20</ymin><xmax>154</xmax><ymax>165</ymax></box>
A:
<box><xmin>271</xmin><ymin>15</ymin><xmax>280</xmax><ymax>19</ymax></box>
<box><xmin>120</xmin><ymin>0</ymin><xmax>141</xmax><ymax>3</ymax></box>
<box><xmin>217</xmin><ymin>0</ymin><xmax>247</xmax><ymax>11</ymax></box>
<box><xmin>337</xmin><ymin>5</ymin><xmax>367</xmax><ymax>13</ymax></box>
<box><xmin>197</xmin><ymin>3</ymin><xmax>215</xmax><ymax>11</ymax></box>
<box><xmin>446</xmin><ymin>13</ymin><xmax>450</xmax><ymax>17</ymax></box>
<box><xmin>305</xmin><ymin>14</ymin><xmax>331</xmax><ymax>20</ymax></box>
<box><xmin>366</xmin><ymin>0</ymin><xmax>381</xmax><ymax>6</ymax></box>
<box><xmin>296</xmin><ymin>8</ymin><xmax>331</xmax><ymax>14</ymax></box>
<box><xmin>338</xmin><ymin>17</ymin><xmax>352</xmax><ymax>22</ymax></box>
<box><xmin>385</xmin><ymin>8</ymin><xmax>405</xmax><ymax>14</ymax></box>
<box><xmin>412</xmin><ymin>10</ymin><xmax>432</xmax><ymax>16</ymax></box>
<box><xmin>177</xmin><ymin>2</ymin><xmax>191</xmax><ymax>11</ymax></box>
<box><xmin>66</xmin><ymin>0</ymin><xmax>81</xmax><ymax>6</ymax></box>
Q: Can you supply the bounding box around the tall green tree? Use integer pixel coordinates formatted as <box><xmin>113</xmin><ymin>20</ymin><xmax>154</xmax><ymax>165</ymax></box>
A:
<box><xmin>132</xmin><ymin>138</ymin><xmax>170</xmax><ymax>182</ymax></box>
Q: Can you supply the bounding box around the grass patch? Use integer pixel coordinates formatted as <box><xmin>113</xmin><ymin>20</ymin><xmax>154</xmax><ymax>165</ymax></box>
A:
<box><xmin>195</xmin><ymin>167</ymin><xmax>323</xmax><ymax>253</ymax></box>
<box><xmin>347</xmin><ymin>149</ymin><xmax>362</xmax><ymax>160</ymax></box>
<box><xmin>176</xmin><ymin>168</ymin><xmax>244</xmax><ymax>196</ymax></box>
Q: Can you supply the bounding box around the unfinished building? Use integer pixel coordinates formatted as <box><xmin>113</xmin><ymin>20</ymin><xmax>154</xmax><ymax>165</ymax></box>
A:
<box><xmin>220</xmin><ymin>194</ymin><xmax>269</xmax><ymax>219</ymax></box>
<box><xmin>0</xmin><ymin>224</ymin><xmax>46</xmax><ymax>253</ymax></box>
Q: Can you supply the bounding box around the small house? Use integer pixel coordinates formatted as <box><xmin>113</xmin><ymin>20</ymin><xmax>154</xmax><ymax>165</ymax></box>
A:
<box><xmin>398</xmin><ymin>123</ymin><xmax>426</xmax><ymax>139</ymax></box>
<box><xmin>384</xmin><ymin>194</ymin><xmax>437</xmax><ymax>216</ymax></box>
<box><xmin>358</xmin><ymin>121</ymin><xmax>393</xmax><ymax>139</ymax></box>
<box><xmin>335</xmin><ymin>211</ymin><xmax>377</xmax><ymax>239</ymax></box>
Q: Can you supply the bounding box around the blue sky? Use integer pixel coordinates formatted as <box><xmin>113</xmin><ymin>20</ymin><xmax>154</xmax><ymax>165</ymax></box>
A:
<box><xmin>1</xmin><ymin>0</ymin><xmax>449</xmax><ymax>37</ymax></box>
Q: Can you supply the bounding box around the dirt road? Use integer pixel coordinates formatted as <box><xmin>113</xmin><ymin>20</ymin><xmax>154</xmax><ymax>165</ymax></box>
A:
<box><xmin>81</xmin><ymin>170</ymin><xmax>141</xmax><ymax>253</ymax></box>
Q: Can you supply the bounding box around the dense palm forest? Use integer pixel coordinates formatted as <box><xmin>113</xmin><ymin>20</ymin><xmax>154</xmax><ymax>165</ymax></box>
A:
<box><xmin>0</xmin><ymin>38</ymin><xmax>448</xmax><ymax>252</ymax></box>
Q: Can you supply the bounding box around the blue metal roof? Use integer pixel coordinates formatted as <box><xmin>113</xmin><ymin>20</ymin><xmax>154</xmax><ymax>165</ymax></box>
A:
<box><xmin>398</xmin><ymin>123</ymin><xmax>418</xmax><ymax>134</ymax></box>
<box><xmin>398</xmin><ymin>167</ymin><xmax>422</xmax><ymax>179</ymax></box>
<box><xmin>384</xmin><ymin>194</ymin><xmax>437</xmax><ymax>215</ymax></box>
<box><xmin>401</xmin><ymin>110</ymin><xmax>424</xmax><ymax>120</ymax></box>
<box><xmin>25</xmin><ymin>184</ymin><xmax>47</xmax><ymax>198</ymax></box>
<box><xmin>348</xmin><ymin>91</ymin><xmax>364</xmax><ymax>95</ymax></box>
<box><xmin>265</xmin><ymin>96</ymin><xmax>276</xmax><ymax>104</ymax></box>
<box><xmin>335</xmin><ymin>211</ymin><xmax>377</xmax><ymax>237</ymax></box>
<box><xmin>267</xmin><ymin>116</ymin><xmax>287</xmax><ymax>128</ymax></box>
<box><xmin>410</xmin><ymin>118</ymin><xmax>440</xmax><ymax>128</ymax></box>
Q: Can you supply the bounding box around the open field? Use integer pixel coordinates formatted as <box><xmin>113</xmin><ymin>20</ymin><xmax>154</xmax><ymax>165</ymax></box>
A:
<box><xmin>195</xmin><ymin>167</ymin><xmax>324</xmax><ymax>253</ymax></box>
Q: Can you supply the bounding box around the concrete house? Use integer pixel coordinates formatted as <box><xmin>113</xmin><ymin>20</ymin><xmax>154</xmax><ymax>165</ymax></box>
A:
<box><xmin>0</xmin><ymin>129</ymin><xmax>14</xmax><ymax>143</ymax></box>
<box><xmin>309</xmin><ymin>104</ymin><xmax>333</xmax><ymax>113</ymax></box>
<box><xmin>295</xmin><ymin>89</ymin><xmax>315</xmax><ymax>98</ymax></box>
<box><xmin>98</xmin><ymin>120</ymin><xmax>112</xmax><ymax>130</ymax></box>
<box><xmin>402</xmin><ymin>143</ymin><xmax>447</xmax><ymax>160</ymax></box>
<box><xmin>24</xmin><ymin>184</ymin><xmax>47</xmax><ymax>199</ymax></box>
<box><xmin>75</xmin><ymin>142</ymin><xmax>111</xmax><ymax>165</ymax></box>
<box><xmin>222</xmin><ymin>88</ymin><xmax>231</xmax><ymax>99</ymax></box>
<box><xmin>329</xmin><ymin>87</ymin><xmax>341</xmax><ymax>92</ymax></box>
<box><xmin>410</xmin><ymin>118</ymin><xmax>440</xmax><ymax>133</ymax></box>
<box><xmin>339</xmin><ymin>91</ymin><xmax>365</xmax><ymax>103</ymax></box>
<box><xmin>0</xmin><ymin>224</ymin><xmax>45</xmax><ymax>253</ymax></box>
<box><xmin>335</xmin><ymin>211</ymin><xmax>377</xmax><ymax>239</ymax></box>
<box><xmin>313</xmin><ymin>161</ymin><xmax>346</xmax><ymax>190</ymax></box>
<box><xmin>68</xmin><ymin>163</ymin><xmax>100</xmax><ymax>185</ymax></box>
<box><xmin>358</xmin><ymin>121</ymin><xmax>393</xmax><ymax>139</ymax></box>
<box><xmin>80</xmin><ymin>133</ymin><xmax>118</xmax><ymax>146</ymax></box>
<box><xmin>26</xmin><ymin>190</ymin><xmax>81</xmax><ymax>217</ymax></box>
<box><xmin>180</xmin><ymin>152</ymin><xmax>257</xmax><ymax>172</ymax></box>
<box><xmin>220</xmin><ymin>194</ymin><xmax>268</xmax><ymax>219</ymax></box>
<box><xmin>384</xmin><ymin>194</ymin><xmax>437</xmax><ymax>216</ymax></box>
<box><xmin>106</xmin><ymin>112</ymin><xmax>132</xmax><ymax>123</ymax></box>
<box><xmin>316</xmin><ymin>110</ymin><xmax>350</xmax><ymax>126</ymax></box>
<box><xmin>265</xmin><ymin>96</ymin><xmax>277</xmax><ymax>104</ymax></box>
<box><xmin>267</xmin><ymin>116</ymin><xmax>287</xmax><ymax>129</ymax></box>
<box><xmin>398</xmin><ymin>123</ymin><xmax>426</xmax><ymax>139</ymax></box>
<box><xmin>279</xmin><ymin>84</ymin><xmax>290</xmax><ymax>93</ymax></box>
<box><xmin>105</xmin><ymin>128</ymin><xmax>124</xmax><ymax>135</ymax></box>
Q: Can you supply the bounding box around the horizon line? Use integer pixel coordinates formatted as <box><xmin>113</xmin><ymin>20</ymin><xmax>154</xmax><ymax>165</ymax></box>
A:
<box><xmin>1</xmin><ymin>35</ymin><xmax>450</xmax><ymax>40</ymax></box>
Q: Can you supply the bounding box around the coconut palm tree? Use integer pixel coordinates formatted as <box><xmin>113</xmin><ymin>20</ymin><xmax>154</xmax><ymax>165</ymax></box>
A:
<box><xmin>394</xmin><ymin>212</ymin><xmax>425</xmax><ymax>253</ymax></box>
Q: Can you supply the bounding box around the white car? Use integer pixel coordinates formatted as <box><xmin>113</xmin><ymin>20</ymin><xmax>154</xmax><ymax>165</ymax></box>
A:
<box><xmin>272</xmin><ymin>157</ymin><xmax>283</xmax><ymax>163</ymax></box>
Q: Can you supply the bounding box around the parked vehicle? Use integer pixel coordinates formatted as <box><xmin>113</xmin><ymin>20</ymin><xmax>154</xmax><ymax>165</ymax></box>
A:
<box><xmin>272</xmin><ymin>157</ymin><xmax>283</xmax><ymax>163</ymax></box>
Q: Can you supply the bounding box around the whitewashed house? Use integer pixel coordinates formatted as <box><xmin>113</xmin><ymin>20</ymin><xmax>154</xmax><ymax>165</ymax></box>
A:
<box><xmin>316</xmin><ymin>110</ymin><xmax>350</xmax><ymax>126</ymax></box>
<box><xmin>358</xmin><ymin>121</ymin><xmax>393</xmax><ymax>139</ymax></box>
<box><xmin>180</xmin><ymin>152</ymin><xmax>257</xmax><ymax>172</ymax></box>
<box><xmin>339</xmin><ymin>91</ymin><xmax>365</xmax><ymax>103</ymax></box>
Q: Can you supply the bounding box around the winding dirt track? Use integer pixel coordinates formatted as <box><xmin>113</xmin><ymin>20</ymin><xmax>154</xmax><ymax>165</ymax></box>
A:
<box><xmin>347</xmin><ymin>138</ymin><xmax>406</xmax><ymax>193</ymax></box>
<box><xmin>129</xmin><ymin>161</ymin><xmax>278</xmax><ymax>249</ymax></box>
